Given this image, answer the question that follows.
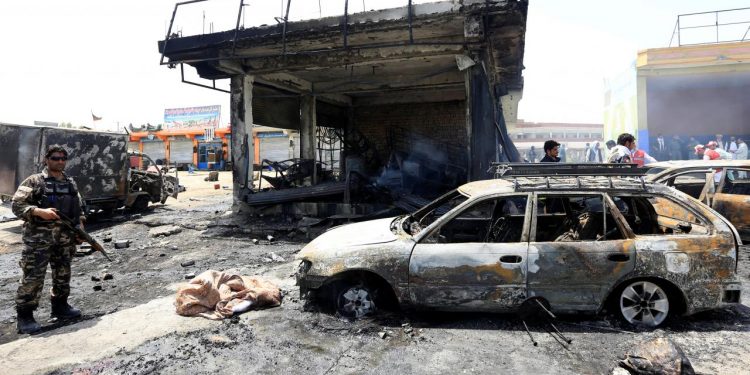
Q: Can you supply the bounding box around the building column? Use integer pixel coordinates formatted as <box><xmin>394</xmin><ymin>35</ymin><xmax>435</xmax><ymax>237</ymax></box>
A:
<box><xmin>300</xmin><ymin>94</ymin><xmax>317</xmax><ymax>184</ymax></box>
<box><xmin>230</xmin><ymin>75</ymin><xmax>254</xmax><ymax>205</ymax></box>
<box><xmin>636</xmin><ymin>74</ymin><xmax>650</xmax><ymax>153</ymax></box>
<box><xmin>164</xmin><ymin>137</ymin><xmax>171</xmax><ymax>166</ymax></box>
<box><xmin>465</xmin><ymin>63</ymin><xmax>496</xmax><ymax>181</ymax></box>
<box><xmin>191</xmin><ymin>137</ymin><xmax>199</xmax><ymax>167</ymax></box>
<box><xmin>464</xmin><ymin>68</ymin><xmax>474</xmax><ymax>179</ymax></box>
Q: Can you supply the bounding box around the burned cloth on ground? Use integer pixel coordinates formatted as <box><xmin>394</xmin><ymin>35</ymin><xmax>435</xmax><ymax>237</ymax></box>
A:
<box><xmin>619</xmin><ymin>337</ymin><xmax>695</xmax><ymax>375</ymax></box>
<box><xmin>175</xmin><ymin>270</ymin><xmax>281</xmax><ymax>319</ymax></box>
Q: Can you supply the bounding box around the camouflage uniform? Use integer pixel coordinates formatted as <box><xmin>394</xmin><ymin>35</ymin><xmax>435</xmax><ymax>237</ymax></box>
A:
<box><xmin>11</xmin><ymin>168</ymin><xmax>85</xmax><ymax>311</ymax></box>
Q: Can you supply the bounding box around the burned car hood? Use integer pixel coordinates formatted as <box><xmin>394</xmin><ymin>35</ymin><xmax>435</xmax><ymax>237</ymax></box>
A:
<box><xmin>299</xmin><ymin>217</ymin><xmax>400</xmax><ymax>257</ymax></box>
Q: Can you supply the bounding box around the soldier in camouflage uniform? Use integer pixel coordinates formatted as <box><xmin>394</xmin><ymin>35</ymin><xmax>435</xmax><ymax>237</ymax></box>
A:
<box><xmin>11</xmin><ymin>145</ymin><xmax>85</xmax><ymax>334</ymax></box>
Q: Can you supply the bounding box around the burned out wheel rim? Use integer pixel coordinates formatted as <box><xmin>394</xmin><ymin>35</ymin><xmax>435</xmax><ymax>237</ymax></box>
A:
<box><xmin>337</xmin><ymin>286</ymin><xmax>375</xmax><ymax>319</ymax></box>
<box><xmin>619</xmin><ymin>281</ymin><xmax>670</xmax><ymax>327</ymax></box>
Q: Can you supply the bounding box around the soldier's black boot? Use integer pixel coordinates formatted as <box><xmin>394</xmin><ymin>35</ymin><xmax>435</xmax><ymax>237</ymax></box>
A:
<box><xmin>50</xmin><ymin>298</ymin><xmax>81</xmax><ymax>319</ymax></box>
<box><xmin>16</xmin><ymin>307</ymin><xmax>41</xmax><ymax>334</ymax></box>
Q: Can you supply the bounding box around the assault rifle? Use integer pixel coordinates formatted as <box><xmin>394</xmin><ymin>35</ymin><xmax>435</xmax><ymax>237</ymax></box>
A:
<box><xmin>56</xmin><ymin>212</ymin><xmax>112</xmax><ymax>261</ymax></box>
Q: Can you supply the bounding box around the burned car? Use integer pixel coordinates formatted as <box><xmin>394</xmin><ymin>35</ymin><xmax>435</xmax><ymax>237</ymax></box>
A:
<box><xmin>297</xmin><ymin>165</ymin><xmax>742</xmax><ymax>327</ymax></box>
<box><xmin>645</xmin><ymin>160</ymin><xmax>750</xmax><ymax>241</ymax></box>
<box><xmin>126</xmin><ymin>152</ymin><xmax>180</xmax><ymax>211</ymax></box>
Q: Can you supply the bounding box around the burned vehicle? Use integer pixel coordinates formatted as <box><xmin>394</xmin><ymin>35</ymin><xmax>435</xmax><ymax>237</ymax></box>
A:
<box><xmin>0</xmin><ymin>123</ymin><xmax>179</xmax><ymax>215</ymax></box>
<box><xmin>645</xmin><ymin>160</ymin><xmax>750</xmax><ymax>241</ymax></box>
<box><xmin>128</xmin><ymin>152</ymin><xmax>180</xmax><ymax>211</ymax></box>
<box><xmin>297</xmin><ymin>164</ymin><xmax>742</xmax><ymax>327</ymax></box>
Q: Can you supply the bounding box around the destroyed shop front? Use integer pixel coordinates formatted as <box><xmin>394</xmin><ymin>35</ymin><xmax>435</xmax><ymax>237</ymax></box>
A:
<box><xmin>158</xmin><ymin>0</ymin><xmax>527</xmax><ymax>215</ymax></box>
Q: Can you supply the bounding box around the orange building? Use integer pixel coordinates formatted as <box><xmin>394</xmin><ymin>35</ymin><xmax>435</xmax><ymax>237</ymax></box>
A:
<box><xmin>128</xmin><ymin>127</ymin><xmax>231</xmax><ymax>170</ymax></box>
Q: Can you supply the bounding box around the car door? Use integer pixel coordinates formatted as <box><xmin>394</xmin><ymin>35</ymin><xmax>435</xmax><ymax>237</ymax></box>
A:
<box><xmin>713</xmin><ymin>168</ymin><xmax>750</xmax><ymax>240</ymax></box>
<box><xmin>527</xmin><ymin>192</ymin><xmax>636</xmax><ymax>312</ymax></box>
<box><xmin>408</xmin><ymin>194</ymin><xmax>531</xmax><ymax>311</ymax></box>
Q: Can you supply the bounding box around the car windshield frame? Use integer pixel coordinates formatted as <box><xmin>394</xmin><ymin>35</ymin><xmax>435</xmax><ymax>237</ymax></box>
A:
<box><xmin>411</xmin><ymin>189</ymin><xmax>466</xmax><ymax>221</ymax></box>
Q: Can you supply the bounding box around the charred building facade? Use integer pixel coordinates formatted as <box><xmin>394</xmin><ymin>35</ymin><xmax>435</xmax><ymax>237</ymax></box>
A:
<box><xmin>159</xmin><ymin>0</ymin><xmax>527</xmax><ymax>210</ymax></box>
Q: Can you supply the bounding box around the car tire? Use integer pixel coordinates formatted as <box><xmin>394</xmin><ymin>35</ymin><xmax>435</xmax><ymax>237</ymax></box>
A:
<box><xmin>334</xmin><ymin>281</ymin><xmax>377</xmax><ymax>320</ymax></box>
<box><xmin>618</xmin><ymin>280</ymin><xmax>671</xmax><ymax>328</ymax></box>
<box><xmin>131</xmin><ymin>195</ymin><xmax>150</xmax><ymax>212</ymax></box>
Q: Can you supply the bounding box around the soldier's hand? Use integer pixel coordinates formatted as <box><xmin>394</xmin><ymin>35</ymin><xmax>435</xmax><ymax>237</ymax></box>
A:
<box><xmin>34</xmin><ymin>208</ymin><xmax>60</xmax><ymax>220</ymax></box>
<box><xmin>75</xmin><ymin>236</ymin><xmax>85</xmax><ymax>245</ymax></box>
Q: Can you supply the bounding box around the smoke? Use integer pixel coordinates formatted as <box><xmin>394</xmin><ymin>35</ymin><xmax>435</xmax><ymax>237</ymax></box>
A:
<box><xmin>646</xmin><ymin>71</ymin><xmax>750</xmax><ymax>141</ymax></box>
<box><xmin>376</xmin><ymin>137</ymin><xmax>460</xmax><ymax>198</ymax></box>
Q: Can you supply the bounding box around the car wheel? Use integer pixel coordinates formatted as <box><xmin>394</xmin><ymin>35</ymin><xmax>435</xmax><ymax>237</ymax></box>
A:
<box><xmin>618</xmin><ymin>280</ymin><xmax>671</xmax><ymax>327</ymax></box>
<box><xmin>131</xmin><ymin>195</ymin><xmax>150</xmax><ymax>212</ymax></box>
<box><xmin>335</xmin><ymin>282</ymin><xmax>377</xmax><ymax>319</ymax></box>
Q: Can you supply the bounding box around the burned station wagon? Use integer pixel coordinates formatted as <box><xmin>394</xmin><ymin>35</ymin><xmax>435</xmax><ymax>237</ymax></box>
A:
<box><xmin>297</xmin><ymin>164</ymin><xmax>743</xmax><ymax>327</ymax></box>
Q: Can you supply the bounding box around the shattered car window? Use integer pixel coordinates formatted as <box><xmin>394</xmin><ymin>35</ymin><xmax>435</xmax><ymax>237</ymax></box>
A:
<box><xmin>424</xmin><ymin>196</ymin><xmax>528</xmax><ymax>244</ymax></box>
<box><xmin>673</xmin><ymin>172</ymin><xmax>712</xmax><ymax>187</ymax></box>
<box><xmin>535</xmin><ymin>195</ymin><xmax>624</xmax><ymax>242</ymax></box>
<box><xmin>643</xmin><ymin>196</ymin><xmax>709</xmax><ymax>235</ymax></box>
<box><xmin>721</xmin><ymin>168</ymin><xmax>750</xmax><ymax>194</ymax></box>
<box><xmin>612</xmin><ymin>195</ymin><xmax>708</xmax><ymax>236</ymax></box>
<box><xmin>665</xmin><ymin>171</ymin><xmax>715</xmax><ymax>199</ymax></box>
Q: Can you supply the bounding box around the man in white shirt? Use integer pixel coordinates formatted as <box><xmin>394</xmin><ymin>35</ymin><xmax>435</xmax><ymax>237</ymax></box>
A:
<box><xmin>729</xmin><ymin>136</ymin><xmax>739</xmax><ymax>159</ymax></box>
<box><xmin>715</xmin><ymin>134</ymin><xmax>727</xmax><ymax>150</ymax></box>
<box><xmin>708</xmin><ymin>141</ymin><xmax>733</xmax><ymax>160</ymax></box>
<box><xmin>737</xmin><ymin>138</ymin><xmax>748</xmax><ymax>160</ymax></box>
<box><xmin>737</xmin><ymin>138</ymin><xmax>748</xmax><ymax>178</ymax></box>
<box><xmin>607</xmin><ymin>133</ymin><xmax>636</xmax><ymax>163</ymax></box>
<box><xmin>706</xmin><ymin>141</ymin><xmax>732</xmax><ymax>160</ymax></box>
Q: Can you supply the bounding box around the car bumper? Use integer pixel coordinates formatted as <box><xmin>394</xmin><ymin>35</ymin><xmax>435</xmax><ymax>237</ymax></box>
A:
<box><xmin>686</xmin><ymin>280</ymin><xmax>742</xmax><ymax>315</ymax></box>
<box><xmin>296</xmin><ymin>260</ymin><xmax>326</xmax><ymax>294</ymax></box>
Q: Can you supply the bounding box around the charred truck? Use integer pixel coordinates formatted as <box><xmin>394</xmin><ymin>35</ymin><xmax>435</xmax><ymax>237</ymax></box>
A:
<box><xmin>0</xmin><ymin>123</ymin><xmax>178</xmax><ymax>215</ymax></box>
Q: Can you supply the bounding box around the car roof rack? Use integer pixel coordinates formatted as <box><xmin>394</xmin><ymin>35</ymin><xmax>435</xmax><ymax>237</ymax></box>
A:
<box><xmin>488</xmin><ymin>163</ymin><xmax>650</xmax><ymax>178</ymax></box>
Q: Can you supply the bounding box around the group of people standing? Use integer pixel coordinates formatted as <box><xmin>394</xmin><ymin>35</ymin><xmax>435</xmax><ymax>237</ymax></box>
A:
<box><xmin>692</xmin><ymin>134</ymin><xmax>748</xmax><ymax>162</ymax></box>
<box><xmin>652</xmin><ymin>133</ymin><xmax>747</xmax><ymax>161</ymax></box>
<box><xmin>528</xmin><ymin>132</ymin><xmax>748</xmax><ymax>166</ymax></box>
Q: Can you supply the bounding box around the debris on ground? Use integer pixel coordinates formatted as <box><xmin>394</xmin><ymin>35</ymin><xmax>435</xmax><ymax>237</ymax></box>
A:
<box><xmin>268</xmin><ymin>252</ymin><xmax>284</xmax><ymax>262</ymax></box>
<box><xmin>296</xmin><ymin>217</ymin><xmax>325</xmax><ymax>235</ymax></box>
<box><xmin>76</xmin><ymin>244</ymin><xmax>94</xmax><ymax>256</ymax></box>
<box><xmin>174</xmin><ymin>270</ymin><xmax>282</xmax><ymax>319</ymax></box>
<box><xmin>114</xmin><ymin>240</ymin><xmax>130</xmax><ymax>249</ymax></box>
<box><xmin>149</xmin><ymin>225</ymin><xmax>183</xmax><ymax>237</ymax></box>
<box><xmin>204</xmin><ymin>171</ymin><xmax>219</xmax><ymax>181</ymax></box>
<box><xmin>180</xmin><ymin>260</ymin><xmax>195</xmax><ymax>267</ymax></box>
<box><xmin>619</xmin><ymin>337</ymin><xmax>695</xmax><ymax>375</ymax></box>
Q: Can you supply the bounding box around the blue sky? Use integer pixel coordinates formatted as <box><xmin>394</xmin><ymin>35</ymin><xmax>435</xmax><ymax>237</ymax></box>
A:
<box><xmin>0</xmin><ymin>0</ymin><xmax>748</xmax><ymax>129</ymax></box>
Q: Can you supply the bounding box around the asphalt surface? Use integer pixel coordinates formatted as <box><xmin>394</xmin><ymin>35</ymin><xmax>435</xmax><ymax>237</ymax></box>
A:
<box><xmin>0</xmin><ymin>173</ymin><xmax>749</xmax><ymax>374</ymax></box>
